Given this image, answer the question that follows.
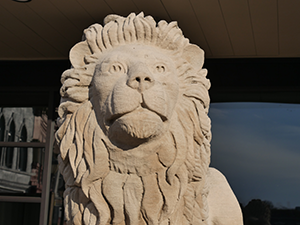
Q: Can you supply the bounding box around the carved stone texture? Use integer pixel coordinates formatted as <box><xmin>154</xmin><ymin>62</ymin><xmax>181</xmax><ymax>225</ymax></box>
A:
<box><xmin>56</xmin><ymin>12</ymin><xmax>243</xmax><ymax>225</ymax></box>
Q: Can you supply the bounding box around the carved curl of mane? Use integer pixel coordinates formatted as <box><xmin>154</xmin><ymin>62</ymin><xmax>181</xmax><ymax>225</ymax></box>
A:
<box><xmin>56</xmin><ymin>12</ymin><xmax>211</xmax><ymax>225</ymax></box>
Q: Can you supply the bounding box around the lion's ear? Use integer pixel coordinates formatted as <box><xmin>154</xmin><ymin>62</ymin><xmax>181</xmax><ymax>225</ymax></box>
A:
<box><xmin>70</xmin><ymin>41</ymin><xmax>92</xmax><ymax>68</ymax></box>
<box><xmin>182</xmin><ymin>44</ymin><xmax>204</xmax><ymax>70</ymax></box>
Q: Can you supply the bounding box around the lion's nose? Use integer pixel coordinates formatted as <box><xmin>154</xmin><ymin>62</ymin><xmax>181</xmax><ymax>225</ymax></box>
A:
<box><xmin>127</xmin><ymin>64</ymin><xmax>154</xmax><ymax>92</ymax></box>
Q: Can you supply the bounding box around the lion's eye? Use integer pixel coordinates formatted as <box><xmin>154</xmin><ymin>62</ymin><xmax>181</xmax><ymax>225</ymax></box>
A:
<box><xmin>109</xmin><ymin>63</ymin><xmax>125</xmax><ymax>74</ymax></box>
<box><xmin>155</xmin><ymin>65</ymin><xmax>166</xmax><ymax>73</ymax></box>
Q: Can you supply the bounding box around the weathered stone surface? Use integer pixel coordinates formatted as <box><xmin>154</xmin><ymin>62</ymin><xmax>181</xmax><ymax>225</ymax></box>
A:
<box><xmin>56</xmin><ymin>12</ymin><xmax>243</xmax><ymax>225</ymax></box>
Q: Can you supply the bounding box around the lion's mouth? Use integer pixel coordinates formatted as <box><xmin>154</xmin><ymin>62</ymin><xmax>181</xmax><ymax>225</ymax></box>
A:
<box><xmin>105</xmin><ymin>106</ymin><xmax>167</xmax><ymax>126</ymax></box>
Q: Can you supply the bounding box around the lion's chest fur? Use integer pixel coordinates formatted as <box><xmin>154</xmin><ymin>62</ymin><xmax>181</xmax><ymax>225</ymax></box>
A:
<box><xmin>100</xmin><ymin>136</ymin><xmax>187</xmax><ymax>224</ymax></box>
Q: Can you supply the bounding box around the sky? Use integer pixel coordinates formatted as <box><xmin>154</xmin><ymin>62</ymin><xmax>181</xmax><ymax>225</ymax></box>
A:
<box><xmin>208</xmin><ymin>102</ymin><xmax>300</xmax><ymax>209</ymax></box>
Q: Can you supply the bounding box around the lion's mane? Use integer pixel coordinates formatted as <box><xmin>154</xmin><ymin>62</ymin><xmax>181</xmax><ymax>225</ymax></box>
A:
<box><xmin>56</xmin><ymin>12</ymin><xmax>211</xmax><ymax>225</ymax></box>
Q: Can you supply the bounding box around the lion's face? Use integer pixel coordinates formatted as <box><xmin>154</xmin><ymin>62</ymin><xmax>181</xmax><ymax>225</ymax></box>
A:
<box><xmin>90</xmin><ymin>44</ymin><xmax>179</xmax><ymax>148</ymax></box>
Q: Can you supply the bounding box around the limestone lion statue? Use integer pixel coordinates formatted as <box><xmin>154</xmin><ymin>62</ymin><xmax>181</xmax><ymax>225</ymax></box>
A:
<box><xmin>56</xmin><ymin>12</ymin><xmax>243</xmax><ymax>225</ymax></box>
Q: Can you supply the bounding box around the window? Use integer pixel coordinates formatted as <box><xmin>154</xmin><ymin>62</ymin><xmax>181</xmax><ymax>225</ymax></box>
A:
<box><xmin>209</xmin><ymin>102</ymin><xmax>300</xmax><ymax>224</ymax></box>
<box><xmin>0</xmin><ymin>115</ymin><xmax>4</xmax><ymax>141</ymax></box>
<box><xmin>0</xmin><ymin>90</ymin><xmax>59</xmax><ymax>225</ymax></box>
<box><xmin>5</xmin><ymin>118</ymin><xmax>15</xmax><ymax>168</ymax></box>
<box><xmin>0</xmin><ymin>115</ymin><xmax>4</xmax><ymax>164</ymax></box>
<box><xmin>18</xmin><ymin>124</ymin><xmax>28</xmax><ymax>172</ymax></box>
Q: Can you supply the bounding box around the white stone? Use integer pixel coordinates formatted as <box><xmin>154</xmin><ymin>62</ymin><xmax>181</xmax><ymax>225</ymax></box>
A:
<box><xmin>56</xmin><ymin>12</ymin><xmax>243</xmax><ymax>225</ymax></box>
